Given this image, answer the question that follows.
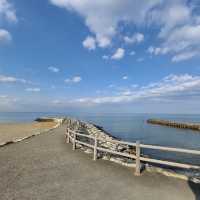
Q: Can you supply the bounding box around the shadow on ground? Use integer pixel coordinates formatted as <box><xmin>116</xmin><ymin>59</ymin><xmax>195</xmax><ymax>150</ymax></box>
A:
<box><xmin>188</xmin><ymin>181</ymin><xmax>200</xmax><ymax>200</ymax></box>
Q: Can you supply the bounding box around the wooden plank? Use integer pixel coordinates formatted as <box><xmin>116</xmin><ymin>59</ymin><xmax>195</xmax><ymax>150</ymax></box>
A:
<box><xmin>140</xmin><ymin>157</ymin><xmax>200</xmax><ymax>169</ymax></box>
<box><xmin>76</xmin><ymin>140</ymin><xmax>94</xmax><ymax>149</ymax></box>
<box><xmin>135</xmin><ymin>141</ymin><xmax>141</xmax><ymax>176</ymax></box>
<box><xmin>93</xmin><ymin>136</ymin><xmax>97</xmax><ymax>161</ymax></box>
<box><xmin>72</xmin><ymin>132</ymin><xmax>76</xmax><ymax>150</ymax></box>
<box><xmin>76</xmin><ymin>132</ymin><xmax>95</xmax><ymax>139</ymax></box>
<box><xmin>140</xmin><ymin>144</ymin><xmax>200</xmax><ymax>155</ymax></box>
<box><xmin>66</xmin><ymin>128</ymin><xmax>70</xmax><ymax>143</ymax></box>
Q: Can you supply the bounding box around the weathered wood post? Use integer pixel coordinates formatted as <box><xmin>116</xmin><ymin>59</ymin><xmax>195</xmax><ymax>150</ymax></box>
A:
<box><xmin>93</xmin><ymin>135</ymin><xmax>98</xmax><ymax>161</ymax></box>
<box><xmin>135</xmin><ymin>141</ymin><xmax>141</xmax><ymax>176</ymax></box>
<box><xmin>72</xmin><ymin>131</ymin><xmax>76</xmax><ymax>150</ymax></box>
<box><xmin>66</xmin><ymin>128</ymin><xmax>70</xmax><ymax>143</ymax></box>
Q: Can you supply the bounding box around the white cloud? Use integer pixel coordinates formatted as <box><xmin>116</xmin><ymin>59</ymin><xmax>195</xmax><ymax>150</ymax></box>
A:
<box><xmin>148</xmin><ymin>24</ymin><xmax>200</xmax><ymax>61</ymax></box>
<box><xmin>0</xmin><ymin>74</ymin><xmax>27</xmax><ymax>83</ymax></box>
<box><xmin>96</xmin><ymin>35</ymin><xmax>111</xmax><ymax>48</ymax></box>
<box><xmin>124</xmin><ymin>33</ymin><xmax>144</xmax><ymax>44</ymax></box>
<box><xmin>0</xmin><ymin>29</ymin><xmax>11</xmax><ymax>42</ymax></box>
<box><xmin>111</xmin><ymin>48</ymin><xmax>125</xmax><ymax>60</ymax></box>
<box><xmin>73</xmin><ymin>74</ymin><xmax>200</xmax><ymax>105</ymax></box>
<box><xmin>122</xmin><ymin>76</ymin><xmax>128</xmax><ymax>80</ymax></box>
<box><xmin>82</xmin><ymin>36</ymin><xmax>96</xmax><ymax>50</ymax></box>
<box><xmin>50</xmin><ymin>0</ymin><xmax>200</xmax><ymax>61</ymax></box>
<box><xmin>0</xmin><ymin>0</ymin><xmax>17</xmax><ymax>23</ymax></box>
<box><xmin>25</xmin><ymin>88</ymin><xmax>41</xmax><ymax>92</ymax></box>
<box><xmin>50</xmin><ymin>0</ymin><xmax>160</xmax><ymax>48</ymax></box>
<box><xmin>150</xmin><ymin>3</ymin><xmax>191</xmax><ymax>38</ymax></box>
<box><xmin>48</xmin><ymin>66</ymin><xmax>60</xmax><ymax>73</ymax></box>
<box><xmin>172</xmin><ymin>51</ymin><xmax>198</xmax><ymax>62</ymax></box>
<box><xmin>65</xmin><ymin>76</ymin><xmax>82</xmax><ymax>83</ymax></box>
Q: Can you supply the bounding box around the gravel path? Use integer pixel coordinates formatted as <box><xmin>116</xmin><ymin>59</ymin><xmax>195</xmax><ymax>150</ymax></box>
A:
<box><xmin>0</xmin><ymin>123</ymin><xmax>199</xmax><ymax>200</ymax></box>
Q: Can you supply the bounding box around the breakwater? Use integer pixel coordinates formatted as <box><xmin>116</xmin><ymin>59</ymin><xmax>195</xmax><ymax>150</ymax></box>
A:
<box><xmin>147</xmin><ymin>119</ymin><xmax>200</xmax><ymax>131</ymax></box>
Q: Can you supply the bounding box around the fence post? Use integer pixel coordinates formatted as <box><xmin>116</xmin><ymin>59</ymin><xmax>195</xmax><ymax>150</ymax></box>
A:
<box><xmin>93</xmin><ymin>135</ymin><xmax>98</xmax><ymax>161</ymax></box>
<box><xmin>66</xmin><ymin>128</ymin><xmax>70</xmax><ymax>143</ymax></box>
<box><xmin>135</xmin><ymin>141</ymin><xmax>141</xmax><ymax>176</ymax></box>
<box><xmin>72</xmin><ymin>132</ymin><xmax>76</xmax><ymax>150</ymax></box>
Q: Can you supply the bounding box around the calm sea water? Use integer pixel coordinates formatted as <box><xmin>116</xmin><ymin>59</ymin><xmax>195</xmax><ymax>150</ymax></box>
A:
<box><xmin>1</xmin><ymin>112</ymin><xmax>200</xmax><ymax>168</ymax></box>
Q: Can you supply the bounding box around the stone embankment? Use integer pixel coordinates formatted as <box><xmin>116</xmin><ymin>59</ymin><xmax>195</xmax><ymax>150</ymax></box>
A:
<box><xmin>65</xmin><ymin>117</ymin><xmax>200</xmax><ymax>183</ymax></box>
<box><xmin>147</xmin><ymin>119</ymin><xmax>200</xmax><ymax>131</ymax></box>
<box><xmin>65</xmin><ymin>117</ymin><xmax>136</xmax><ymax>167</ymax></box>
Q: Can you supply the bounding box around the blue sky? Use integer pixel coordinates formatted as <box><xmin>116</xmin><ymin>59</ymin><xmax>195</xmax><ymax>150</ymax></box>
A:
<box><xmin>0</xmin><ymin>0</ymin><xmax>200</xmax><ymax>113</ymax></box>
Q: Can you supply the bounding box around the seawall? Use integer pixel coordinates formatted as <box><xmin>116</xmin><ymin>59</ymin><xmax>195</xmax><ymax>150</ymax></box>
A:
<box><xmin>147</xmin><ymin>119</ymin><xmax>200</xmax><ymax>131</ymax></box>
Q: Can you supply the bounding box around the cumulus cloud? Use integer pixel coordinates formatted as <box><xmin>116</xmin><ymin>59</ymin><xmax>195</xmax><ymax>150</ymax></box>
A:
<box><xmin>0</xmin><ymin>0</ymin><xmax>17</xmax><ymax>23</ymax></box>
<box><xmin>111</xmin><ymin>48</ymin><xmax>125</xmax><ymax>60</ymax></box>
<box><xmin>48</xmin><ymin>66</ymin><xmax>60</xmax><ymax>73</ymax></box>
<box><xmin>0</xmin><ymin>0</ymin><xmax>17</xmax><ymax>45</ymax></box>
<box><xmin>147</xmin><ymin>2</ymin><xmax>200</xmax><ymax>62</ymax></box>
<box><xmin>0</xmin><ymin>29</ymin><xmax>11</xmax><ymax>42</ymax></box>
<box><xmin>124</xmin><ymin>33</ymin><xmax>144</xmax><ymax>44</ymax></box>
<box><xmin>65</xmin><ymin>76</ymin><xmax>82</xmax><ymax>83</ymax></box>
<box><xmin>50</xmin><ymin>0</ymin><xmax>200</xmax><ymax>61</ymax></box>
<box><xmin>49</xmin><ymin>0</ymin><xmax>160</xmax><ymax>48</ymax></box>
<box><xmin>148</xmin><ymin>24</ymin><xmax>200</xmax><ymax>61</ymax></box>
<box><xmin>0</xmin><ymin>74</ymin><xmax>27</xmax><ymax>83</ymax></box>
<box><xmin>82</xmin><ymin>36</ymin><xmax>96</xmax><ymax>50</ymax></box>
<box><xmin>149</xmin><ymin>2</ymin><xmax>191</xmax><ymax>38</ymax></box>
<box><xmin>25</xmin><ymin>88</ymin><xmax>41</xmax><ymax>92</ymax></box>
<box><xmin>73</xmin><ymin>74</ymin><xmax>200</xmax><ymax>105</ymax></box>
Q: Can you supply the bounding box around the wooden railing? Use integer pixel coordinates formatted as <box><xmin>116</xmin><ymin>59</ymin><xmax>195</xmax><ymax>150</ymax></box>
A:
<box><xmin>65</xmin><ymin>128</ymin><xmax>200</xmax><ymax>176</ymax></box>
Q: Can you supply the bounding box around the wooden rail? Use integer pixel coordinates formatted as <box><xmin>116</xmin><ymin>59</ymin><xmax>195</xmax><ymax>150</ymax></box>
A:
<box><xmin>65</xmin><ymin>128</ymin><xmax>200</xmax><ymax>175</ymax></box>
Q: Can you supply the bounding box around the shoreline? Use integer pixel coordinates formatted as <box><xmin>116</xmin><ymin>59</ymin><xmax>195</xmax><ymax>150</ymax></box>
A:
<box><xmin>0</xmin><ymin>117</ymin><xmax>64</xmax><ymax>147</ymax></box>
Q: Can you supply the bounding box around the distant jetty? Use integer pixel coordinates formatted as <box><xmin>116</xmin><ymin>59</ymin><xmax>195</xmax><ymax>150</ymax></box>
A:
<box><xmin>147</xmin><ymin>119</ymin><xmax>200</xmax><ymax>131</ymax></box>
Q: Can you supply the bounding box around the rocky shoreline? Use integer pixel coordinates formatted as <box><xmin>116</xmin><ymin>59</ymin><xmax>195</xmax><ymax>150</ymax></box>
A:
<box><xmin>65</xmin><ymin>117</ymin><xmax>200</xmax><ymax>183</ymax></box>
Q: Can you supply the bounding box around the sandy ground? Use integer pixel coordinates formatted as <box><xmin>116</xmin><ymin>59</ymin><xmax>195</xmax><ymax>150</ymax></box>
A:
<box><xmin>0</xmin><ymin>123</ymin><xmax>199</xmax><ymax>200</ymax></box>
<box><xmin>0</xmin><ymin>122</ymin><xmax>57</xmax><ymax>145</ymax></box>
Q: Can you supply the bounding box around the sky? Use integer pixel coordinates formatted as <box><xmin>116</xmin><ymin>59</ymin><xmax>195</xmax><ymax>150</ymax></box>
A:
<box><xmin>0</xmin><ymin>0</ymin><xmax>200</xmax><ymax>114</ymax></box>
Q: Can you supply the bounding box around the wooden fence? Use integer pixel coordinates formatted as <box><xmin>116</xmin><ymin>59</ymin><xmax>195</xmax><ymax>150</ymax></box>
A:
<box><xmin>65</xmin><ymin>128</ymin><xmax>200</xmax><ymax>176</ymax></box>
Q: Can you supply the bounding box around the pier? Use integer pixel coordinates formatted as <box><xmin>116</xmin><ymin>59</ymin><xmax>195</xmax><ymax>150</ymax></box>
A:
<box><xmin>1</xmin><ymin>121</ymin><xmax>199</xmax><ymax>200</ymax></box>
<box><xmin>147</xmin><ymin>119</ymin><xmax>200</xmax><ymax>131</ymax></box>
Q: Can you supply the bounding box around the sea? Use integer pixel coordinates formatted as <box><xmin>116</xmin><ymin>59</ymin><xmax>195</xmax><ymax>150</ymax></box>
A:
<box><xmin>0</xmin><ymin>112</ymin><xmax>200</xmax><ymax>177</ymax></box>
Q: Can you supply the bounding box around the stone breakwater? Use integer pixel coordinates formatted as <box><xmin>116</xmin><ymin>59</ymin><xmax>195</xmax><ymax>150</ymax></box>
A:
<box><xmin>65</xmin><ymin>117</ymin><xmax>137</xmax><ymax>167</ymax></box>
<box><xmin>147</xmin><ymin>119</ymin><xmax>200</xmax><ymax>131</ymax></box>
<box><xmin>65</xmin><ymin>117</ymin><xmax>200</xmax><ymax>183</ymax></box>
